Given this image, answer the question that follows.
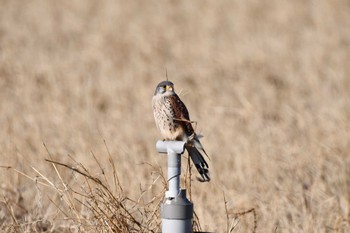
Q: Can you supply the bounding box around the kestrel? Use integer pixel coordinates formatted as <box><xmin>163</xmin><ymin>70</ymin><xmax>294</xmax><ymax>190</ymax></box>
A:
<box><xmin>152</xmin><ymin>80</ymin><xmax>210</xmax><ymax>182</ymax></box>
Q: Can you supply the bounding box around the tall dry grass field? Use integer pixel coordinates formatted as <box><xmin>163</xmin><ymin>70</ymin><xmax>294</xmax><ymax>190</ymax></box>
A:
<box><xmin>1</xmin><ymin>0</ymin><xmax>350</xmax><ymax>232</ymax></box>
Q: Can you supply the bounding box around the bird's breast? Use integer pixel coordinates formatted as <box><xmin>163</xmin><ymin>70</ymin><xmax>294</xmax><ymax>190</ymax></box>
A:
<box><xmin>152</xmin><ymin>95</ymin><xmax>184</xmax><ymax>140</ymax></box>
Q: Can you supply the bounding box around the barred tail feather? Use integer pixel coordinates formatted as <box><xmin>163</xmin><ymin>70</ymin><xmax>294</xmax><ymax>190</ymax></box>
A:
<box><xmin>186</xmin><ymin>145</ymin><xmax>210</xmax><ymax>182</ymax></box>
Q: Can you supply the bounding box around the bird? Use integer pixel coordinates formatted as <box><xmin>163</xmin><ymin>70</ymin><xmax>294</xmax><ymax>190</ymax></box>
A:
<box><xmin>152</xmin><ymin>80</ymin><xmax>210</xmax><ymax>182</ymax></box>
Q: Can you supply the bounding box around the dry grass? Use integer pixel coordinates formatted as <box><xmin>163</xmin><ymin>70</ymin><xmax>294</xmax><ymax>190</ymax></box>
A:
<box><xmin>1</xmin><ymin>0</ymin><xmax>350</xmax><ymax>232</ymax></box>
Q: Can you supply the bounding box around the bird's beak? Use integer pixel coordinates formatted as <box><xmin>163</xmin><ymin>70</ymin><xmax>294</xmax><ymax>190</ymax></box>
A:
<box><xmin>166</xmin><ymin>85</ymin><xmax>173</xmax><ymax>92</ymax></box>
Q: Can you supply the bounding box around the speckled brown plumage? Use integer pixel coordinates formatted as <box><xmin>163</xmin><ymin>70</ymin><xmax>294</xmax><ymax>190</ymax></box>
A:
<box><xmin>152</xmin><ymin>80</ymin><xmax>210</xmax><ymax>182</ymax></box>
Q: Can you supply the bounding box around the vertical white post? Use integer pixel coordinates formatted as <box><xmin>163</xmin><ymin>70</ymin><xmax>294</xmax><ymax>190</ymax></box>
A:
<box><xmin>166</xmin><ymin>147</ymin><xmax>181</xmax><ymax>198</ymax></box>
<box><xmin>156</xmin><ymin>140</ymin><xmax>194</xmax><ymax>233</ymax></box>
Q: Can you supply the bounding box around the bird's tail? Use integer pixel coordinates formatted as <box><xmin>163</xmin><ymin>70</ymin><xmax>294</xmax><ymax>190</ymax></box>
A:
<box><xmin>185</xmin><ymin>142</ymin><xmax>210</xmax><ymax>182</ymax></box>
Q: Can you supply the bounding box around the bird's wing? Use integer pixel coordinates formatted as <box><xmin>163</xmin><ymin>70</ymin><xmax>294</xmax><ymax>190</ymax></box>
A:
<box><xmin>168</xmin><ymin>94</ymin><xmax>211</xmax><ymax>181</ymax></box>
<box><xmin>167</xmin><ymin>94</ymin><xmax>195</xmax><ymax>136</ymax></box>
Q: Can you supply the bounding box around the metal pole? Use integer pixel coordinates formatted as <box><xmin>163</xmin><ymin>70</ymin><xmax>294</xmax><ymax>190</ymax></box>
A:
<box><xmin>156</xmin><ymin>140</ymin><xmax>194</xmax><ymax>233</ymax></box>
<box><xmin>166</xmin><ymin>147</ymin><xmax>181</xmax><ymax>198</ymax></box>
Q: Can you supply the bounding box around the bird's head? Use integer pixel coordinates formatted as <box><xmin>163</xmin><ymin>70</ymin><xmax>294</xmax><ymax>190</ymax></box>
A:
<box><xmin>154</xmin><ymin>80</ymin><xmax>175</xmax><ymax>96</ymax></box>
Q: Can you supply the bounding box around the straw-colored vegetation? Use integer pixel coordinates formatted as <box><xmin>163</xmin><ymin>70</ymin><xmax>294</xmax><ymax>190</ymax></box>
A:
<box><xmin>1</xmin><ymin>0</ymin><xmax>350</xmax><ymax>232</ymax></box>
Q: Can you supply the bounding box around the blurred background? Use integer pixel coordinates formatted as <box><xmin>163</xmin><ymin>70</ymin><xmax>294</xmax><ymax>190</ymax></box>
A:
<box><xmin>0</xmin><ymin>0</ymin><xmax>350</xmax><ymax>232</ymax></box>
